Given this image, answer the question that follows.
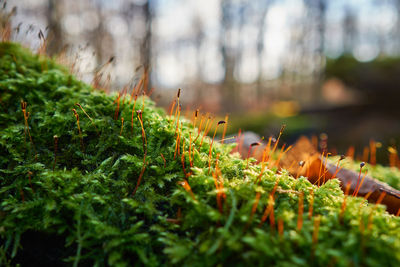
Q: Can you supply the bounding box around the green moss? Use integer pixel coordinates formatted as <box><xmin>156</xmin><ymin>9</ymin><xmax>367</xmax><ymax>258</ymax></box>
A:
<box><xmin>1</xmin><ymin>42</ymin><xmax>400</xmax><ymax>266</ymax></box>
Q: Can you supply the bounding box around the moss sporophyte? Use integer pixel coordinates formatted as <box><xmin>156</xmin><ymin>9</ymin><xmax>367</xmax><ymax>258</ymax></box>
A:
<box><xmin>1</xmin><ymin>42</ymin><xmax>400</xmax><ymax>266</ymax></box>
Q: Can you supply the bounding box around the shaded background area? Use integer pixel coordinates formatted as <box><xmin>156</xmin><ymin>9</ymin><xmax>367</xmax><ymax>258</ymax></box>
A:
<box><xmin>2</xmin><ymin>0</ymin><xmax>400</xmax><ymax>163</ymax></box>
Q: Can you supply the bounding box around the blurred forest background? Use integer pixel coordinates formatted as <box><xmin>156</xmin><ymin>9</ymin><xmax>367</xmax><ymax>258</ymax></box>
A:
<box><xmin>3</xmin><ymin>0</ymin><xmax>400</xmax><ymax>162</ymax></box>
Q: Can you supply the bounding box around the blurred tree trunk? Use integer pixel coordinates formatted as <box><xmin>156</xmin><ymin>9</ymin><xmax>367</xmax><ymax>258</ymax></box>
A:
<box><xmin>285</xmin><ymin>1</ymin><xmax>313</xmax><ymax>103</ymax></box>
<box><xmin>256</xmin><ymin>1</ymin><xmax>271</xmax><ymax>99</ymax></box>
<box><xmin>313</xmin><ymin>0</ymin><xmax>326</xmax><ymax>103</ymax></box>
<box><xmin>93</xmin><ymin>8</ymin><xmax>105</xmax><ymax>65</ymax></box>
<box><xmin>220</xmin><ymin>0</ymin><xmax>238</xmax><ymax>113</ymax></box>
<box><xmin>193</xmin><ymin>16</ymin><xmax>205</xmax><ymax>104</ymax></box>
<box><xmin>140</xmin><ymin>1</ymin><xmax>152</xmax><ymax>92</ymax></box>
<box><xmin>342</xmin><ymin>6</ymin><xmax>357</xmax><ymax>54</ymax></box>
<box><xmin>140</xmin><ymin>1</ymin><xmax>152</xmax><ymax>69</ymax></box>
<box><xmin>303</xmin><ymin>0</ymin><xmax>326</xmax><ymax>103</ymax></box>
<box><xmin>46</xmin><ymin>0</ymin><xmax>64</xmax><ymax>55</ymax></box>
<box><xmin>90</xmin><ymin>3</ymin><xmax>114</xmax><ymax>90</ymax></box>
<box><xmin>395</xmin><ymin>0</ymin><xmax>400</xmax><ymax>54</ymax></box>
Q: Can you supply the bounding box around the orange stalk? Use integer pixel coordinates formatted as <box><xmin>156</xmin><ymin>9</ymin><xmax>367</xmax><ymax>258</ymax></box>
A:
<box><xmin>19</xmin><ymin>188</ymin><xmax>25</xmax><ymax>202</ymax></box>
<box><xmin>208</xmin><ymin>121</ymin><xmax>226</xmax><ymax>169</ymax></box>
<box><xmin>234</xmin><ymin>129</ymin><xmax>242</xmax><ymax>154</ymax></box>
<box><xmin>248</xmin><ymin>192</ymin><xmax>262</xmax><ymax>225</ymax></box>
<box><xmin>131</xmin><ymin>94</ymin><xmax>139</xmax><ymax>133</ymax></box>
<box><xmin>181</xmin><ymin>139</ymin><xmax>189</xmax><ymax>178</ymax></box>
<box><xmin>273</xmin><ymin>144</ymin><xmax>286</xmax><ymax>168</ymax></box>
<box><xmin>189</xmin><ymin>133</ymin><xmax>193</xmax><ymax>168</ymax></box>
<box><xmin>346</xmin><ymin>146</ymin><xmax>355</xmax><ymax>160</ymax></box>
<box><xmin>278</xmin><ymin>218</ymin><xmax>284</xmax><ymax>238</ymax></box>
<box><xmin>136</xmin><ymin>111</ymin><xmax>147</xmax><ymax>148</ymax></box>
<box><xmin>331</xmin><ymin>155</ymin><xmax>345</xmax><ymax>179</ymax></box>
<box><xmin>275</xmin><ymin>145</ymin><xmax>292</xmax><ymax>169</ymax></box>
<box><xmin>363</xmin><ymin>191</ymin><xmax>373</xmax><ymax>201</ymax></box>
<box><xmin>193</xmin><ymin>109</ymin><xmax>199</xmax><ymax>128</ymax></box>
<box><xmin>173</xmin><ymin>89</ymin><xmax>181</xmax><ymax>125</ymax></box>
<box><xmin>53</xmin><ymin>135</ymin><xmax>58</xmax><ymax>170</ymax></box>
<box><xmin>359</xmin><ymin>215</ymin><xmax>365</xmax><ymax>235</ymax></box>
<box><xmin>212</xmin><ymin>155</ymin><xmax>224</xmax><ymax>214</ymax></box>
<box><xmin>369</xmin><ymin>139</ymin><xmax>376</xmax><ymax>166</ymax></box>
<box><xmin>21</xmin><ymin>101</ymin><xmax>36</xmax><ymax>158</ymax></box>
<box><xmin>72</xmin><ymin>109</ymin><xmax>84</xmax><ymax>152</ymax></box>
<box><xmin>261</xmin><ymin>145</ymin><xmax>270</xmax><ymax>164</ymax></box>
<box><xmin>202</xmin><ymin>117</ymin><xmax>215</xmax><ymax>145</ymax></box>
<box><xmin>317</xmin><ymin>151</ymin><xmax>325</xmax><ymax>186</ymax></box>
<box><xmin>169</xmin><ymin>99</ymin><xmax>176</xmax><ymax>117</ymax></box>
<box><xmin>376</xmin><ymin>191</ymin><xmax>387</xmax><ymax>205</ymax></box>
<box><xmin>221</xmin><ymin>114</ymin><xmax>229</xmax><ymax>144</ymax></box>
<box><xmin>262</xmin><ymin>137</ymin><xmax>273</xmax><ymax>164</ymax></box>
<box><xmin>322</xmin><ymin>152</ymin><xmax>330</xmax><ymax>184</ymax></box>
<box><xmin>388</xmin><ymin>147</ymin><xmax>398</xmax><ymax>167</ymax></box>
<box><xmin>174</xmin><ymin>105</ymin><xmax>181</xmax><ymax>136</ymax></box>
<box><xmin>256</xmin><ymin>145</ymin><xmax>271</xmax><ymax>184</ymax></box>
<box><xmin>75</xmin><ymin>103</ymin><xmax>99</xmax><ymax>135</ymax></box>
<box><xmin>353</xmin><ymin>162</ymin><xmax>366</xmax><ymax>196</ymax></box>
<box><xmin>314</xmin><ymin>153</ymin><xmax>332</xmax><ymax>186</ymax></box>
<box><xmin>362</xmin><ymin>147</ymin><xmax>369</xmax><ymax>163</ymax></box>
<box><xmin>297</xmin><ymin>192</ymin><xmax>304</xmax><ymax>231</ymax></box>
<box><xmin>271</xmin><ymin>125</ymin><xmax>286</xmax><ymax>155</ymax></box>
<box><xmin>179</xmin><ymin>180</ymin><xmax>196</xmax><ymax>200</ymax></box>
<box><xmin>367</xmin><ymin>192</ymin><xmax>386</xmax><ymax>230</ymax></box>
<box><xmin>21</xmin><ymin>101</ymin><xmax>29</xmax><ymax>143</ymax></box>
<box><xmin>259</xmin><ymin>178</ymin><xmax>280</xmax><ymax>227</ymax></box>
<box><xmin>259</xmin><ymin>197</ymin><xmax>274</xmax><ymax>227</ymax></box>
<box><xmin>121</xmin><ymin>86</ymin><xmax>128</xmax><ymax>105</ymax></box>
<box><xmin>340</xmin><ymin>183</ymin><xmax>351</xmax><ymax>222</ymax></box>
<box><xmin>269</xmin><ymin>202</ymin><xmax>276</xmax><ymax>231</ymax></box>
<box><xmin>177</xmin><ymin>123</ymin><xmax>182</xmax><ymax>156</ymax></box>
<box><xmin>194</xmin><ymin>114</ymin><xmax>206</xmax><ymax>142</ymax></box>
<box><xmin>246</xmin><ymin>142</ymin><xmax>261</xmax><ymax>170</ymax></box>
<box><xmin>217</xmin><ymin>168</ymin><xmax>226</xmax><ymax>201</ymax></box>
<box><xmin>174</xmin><ymin>125</ymin><xmax>181</xmax><ymax>160</ymax></box>
<box><xmin>119</xmin><ymin>117</ymin><xmax>124</xmax><ymax>136</ymax></box>
<box><xmin>312</xmin><ymin>215</ymin><xmax>321</xmax><ymax>246</ymax></box>
<box><xmin>199</xmin><ymin>116</ymin><xmax>211</xmax><ymax>146</ymax></box>
<box><xmin>308</xmin><ymin>189</ymin><xmax>314</xmax><ymax>219</ymax></box>
<box><xmin>114</xmin><ymin>92</ymin><xmax>121</xmax><ymax>120</ymax></box>
<box><xmin>128</xmin><ymin>83</ymin><xmax>137</xmax><ymax>104</ymax></box>
<box><xmin>354</xmin><ymin>170</ymin><xmax>368</xmax><ymax>197</ymax></box>
<box><xmin>160</xmin><ymin>153</ymin><xmax>166</xmax><ymax>168</ymax></box>
<box><xmin>177</xmin><ymin>207</ymin><xmax>182</xmax><ymax>219</ymax></box>
<box><xmin>142</xmin><ymin>91</ymin><xmax>146</xmax><ymax>111</ymax></box>
<box><xmin>27</xmin><ymin>171</ymin><xmax>34</xmax><ymax>193</ymax></box>
<box><xmin>132</xmin><ymin>110</ymin><xmax>147</xmax><ymax>196</ymax></box>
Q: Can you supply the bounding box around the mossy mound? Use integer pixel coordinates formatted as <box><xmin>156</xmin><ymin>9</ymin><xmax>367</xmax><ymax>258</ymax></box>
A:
<box><xmin>1</xmin><ymin>42</ymin><xmax>400</xmax><ymax>266</ymax></box>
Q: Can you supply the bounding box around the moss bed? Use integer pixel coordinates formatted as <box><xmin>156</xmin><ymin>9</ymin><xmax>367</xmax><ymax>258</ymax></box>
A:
<box><xmin>1</xmin><ymin>42</ymin><xmax>400</xmax><ymax>266</ymax></box>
